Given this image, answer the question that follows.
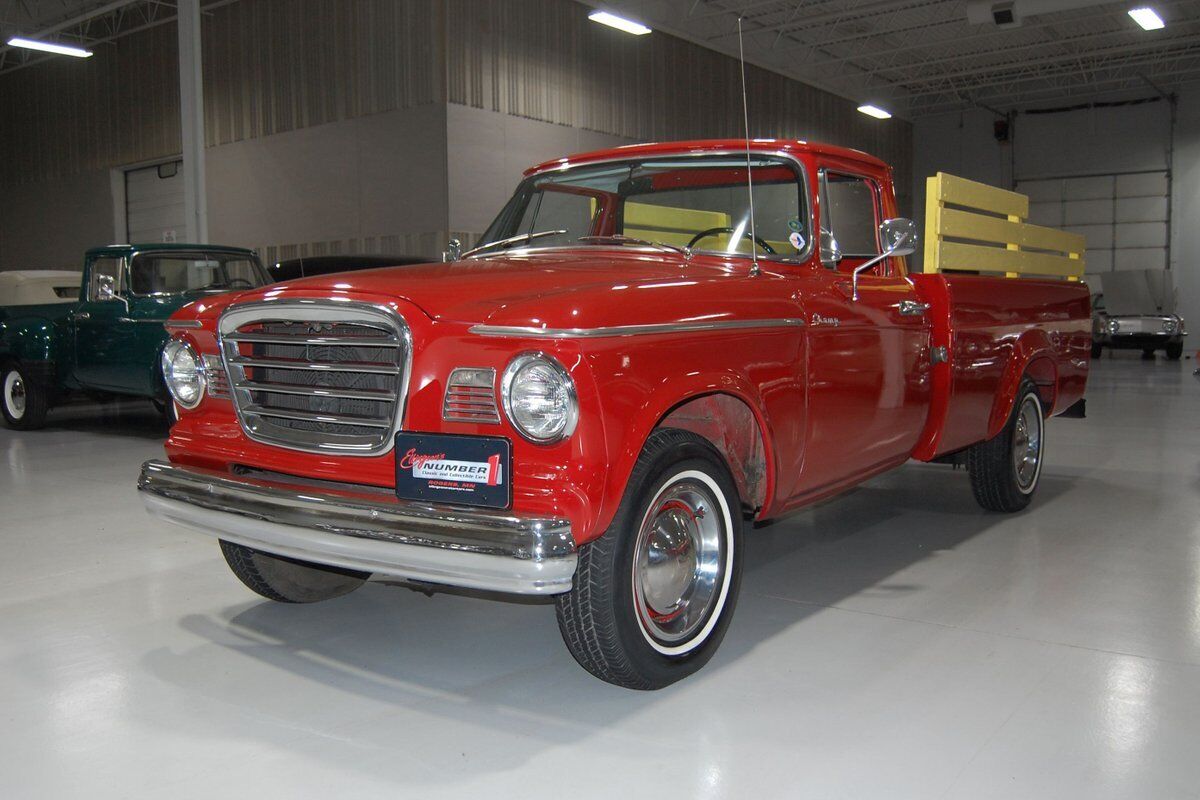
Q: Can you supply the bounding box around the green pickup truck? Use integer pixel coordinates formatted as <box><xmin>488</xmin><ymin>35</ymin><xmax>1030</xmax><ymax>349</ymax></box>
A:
<box><xmin>0</xmin><ymin>243</ymin><xmax>270</xmax><ymax>429</ymax></box>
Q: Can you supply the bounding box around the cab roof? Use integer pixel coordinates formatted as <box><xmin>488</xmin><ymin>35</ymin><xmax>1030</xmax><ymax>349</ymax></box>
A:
<box><xmin>524</xmin><ymin>138</ymin><xmax>891</xmax><ymax>176</ymax></box>
<box><xmin>85</xmin><ymin>243</ymin><xmax>257</xmax><ymax>258</ymax></box>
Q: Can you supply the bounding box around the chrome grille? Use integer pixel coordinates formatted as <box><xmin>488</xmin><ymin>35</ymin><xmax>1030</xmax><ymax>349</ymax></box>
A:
<box><xmin>219</xmin><ymin>302</ymin><xmax>409</xmax><ymax>455</ymax></box>
<box><xmin>443</xmin><ymin>367</ymin><xmax>500</xmax><ymax>423</ymax></box>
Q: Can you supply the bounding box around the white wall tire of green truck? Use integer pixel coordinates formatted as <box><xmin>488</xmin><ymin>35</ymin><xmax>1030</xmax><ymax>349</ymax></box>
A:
<box><xmin>555</xmin><ymin>428</ymin><xmax>744</xmax><ymax>690</ymax></box>
<box><xmin>967</xmin><ymin>378</ymin><xmax>1045</xmax><ymax>513</ymax></box>
<box><xmin>218</xmin><ymin>540</ymin><xmax>369</xmax><ymax>603</ymax></box>
<box><xmin>2</xmin><ymin>363</ymin><xmax>50</xmax><ymax>430</ymax></box>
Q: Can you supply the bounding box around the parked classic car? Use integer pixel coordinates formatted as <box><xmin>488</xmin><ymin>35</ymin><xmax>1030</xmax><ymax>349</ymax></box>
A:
<box><xmin>0</xmin><ymin>270</ymin><xmax>83</xmax><ymax>306</ymax></box>
<box><xmin>0</xmin><ymin>243</ymin><xmax>270</xmax><ymax>429</ymax></box>
<box><xmin>269</xmin><ymin>253</ymin><xmax>427</xmax><ymax>282</ymax></box>
<box><xmin>139</xmin><ymin>140</ymin><xmax>1090</xmax><ymax>688</ymax></box>
<box><xmin>1091</xmin><ymin>292</ymin><xmax>1186</xmax><ymax>360</ymax></box>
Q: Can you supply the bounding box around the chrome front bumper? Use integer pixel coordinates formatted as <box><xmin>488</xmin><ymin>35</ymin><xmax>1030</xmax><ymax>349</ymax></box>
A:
<box><xmin>137</xmin><ymin>460</ymin><xmax>578</xmax><ymax>595</ymax></box>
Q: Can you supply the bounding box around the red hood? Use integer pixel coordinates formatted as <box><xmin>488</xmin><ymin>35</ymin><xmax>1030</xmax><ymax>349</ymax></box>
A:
<box><xmin>192</xmin><ymin>250</ymin><xmax>799</xmax><ymax>331</ymax></box>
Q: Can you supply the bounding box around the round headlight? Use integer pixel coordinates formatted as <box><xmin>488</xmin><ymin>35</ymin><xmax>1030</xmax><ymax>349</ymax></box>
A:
<box><xmin>161</xmin><ymin>338</ymin><xmax>205</xmax><ymax>410</ymax></box>
<box><xmin>1163</xmin><ymin>318</ymin><xmax>1178</xmax><ymax>333</ymax></box>
<box><xmin>501</xmin><ymin>354</ymin><xmax>578</xmax><ymax>443</ymax></box>
<box><xmin>1108</xmin><ymin>319</ymin><xmax>1120</xmax><ymax>334</ymax></box>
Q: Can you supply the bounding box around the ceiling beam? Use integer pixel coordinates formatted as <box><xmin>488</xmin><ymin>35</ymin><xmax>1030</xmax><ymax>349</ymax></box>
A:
<box><xmin>0</xmin><ymin>0</ymin><xmax>142</xmax><ymax>56</ymax></box>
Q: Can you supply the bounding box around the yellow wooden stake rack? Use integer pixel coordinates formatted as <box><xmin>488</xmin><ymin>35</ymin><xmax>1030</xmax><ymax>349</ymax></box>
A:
<box><xmin>922</xmin><ymin>172</ymin><xmax>1085</xmax><ymax>280</ymax></box>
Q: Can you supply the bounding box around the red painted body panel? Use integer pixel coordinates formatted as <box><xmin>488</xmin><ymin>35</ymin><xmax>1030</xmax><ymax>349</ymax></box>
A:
<box><xmin>162</xmin><ymin>140</ymin><xmax>1091</xmax><ymax>546</ymax></box>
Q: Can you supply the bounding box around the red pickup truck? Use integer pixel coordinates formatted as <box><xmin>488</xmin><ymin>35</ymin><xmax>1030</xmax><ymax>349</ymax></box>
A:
<box><xmin>139</xmin><ymin>140</ymin><xmax>1090</xmax><ymax>689</ymax></box>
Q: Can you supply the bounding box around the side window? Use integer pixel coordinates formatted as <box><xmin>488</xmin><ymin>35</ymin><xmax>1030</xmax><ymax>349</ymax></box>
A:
<box><xmin>87</xmin><ymin>258</ymin><xmax>124</xmax><ymax>301</ymax></box>
<box><xmin>820</xmin><ymin>172</ymin><xmax>881</xmax><ymax>261</ymax></box>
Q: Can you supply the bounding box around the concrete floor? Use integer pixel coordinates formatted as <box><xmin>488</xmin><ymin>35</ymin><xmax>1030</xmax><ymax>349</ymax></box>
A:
<box><xmin>2</xmin><ymin>354</ymin><xmax>1199</xmax><ymax>799</ymax></box>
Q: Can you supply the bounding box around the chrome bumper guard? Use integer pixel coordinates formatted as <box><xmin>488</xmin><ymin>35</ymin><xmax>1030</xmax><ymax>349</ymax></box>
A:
<box><xmin>137</xmin><ymin>460</ymin><xmax>578</xmax><ymax>595</ymax></box>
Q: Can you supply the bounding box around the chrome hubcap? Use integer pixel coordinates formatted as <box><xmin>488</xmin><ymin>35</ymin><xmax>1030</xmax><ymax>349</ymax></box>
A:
<box><xmin>633</xmin><ymin>477</ymin><xmax>725</xmax><ymax>646</ymax></box>
<box><xmin>4</xmin><ymin>372</ymin><xmax>25</xmax><ymax>418</ymax></box>
<box><xmin>1012</xmin><ymin>396</ymin><xmax>1042</xmax><ymax>491</ymax></box>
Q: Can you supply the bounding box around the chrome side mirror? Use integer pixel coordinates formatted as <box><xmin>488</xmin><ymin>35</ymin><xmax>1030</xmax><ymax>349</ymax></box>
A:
<box><xmin>880</xmin><ymin>217</ymin><xmax>917</xmax><ymax>257</ymax></box>
<box><xmin>96</xmin><ymin>274</ymin><xmax>118</xmax><ymax>301</ymax></box>
<box><xmin>850</xmin><ymin>217</ymin><xmax>919</xmax><ymax>301</ymax></box>
<box><xmin>444</xmin><ymin>238</ymin><xmax>462</xmax><ymax>262</ymax></box>
<box><xmin>819</xmin><ymin>229</ymin><xmax>842</xmax><ymax>267</ymax></box>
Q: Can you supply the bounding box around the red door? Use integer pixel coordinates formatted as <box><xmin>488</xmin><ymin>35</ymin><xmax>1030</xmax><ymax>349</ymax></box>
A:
<box><xmin>790</xmin><ymin>168</ymin><xmax>931</xmax><ymax>501</ymax></box>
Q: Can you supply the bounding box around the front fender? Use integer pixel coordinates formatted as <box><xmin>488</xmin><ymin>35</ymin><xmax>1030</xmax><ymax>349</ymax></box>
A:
<box><xmin>577</xmin><ymin>330</ymin><xmax>800</xmax><ymax>542</ymax></box>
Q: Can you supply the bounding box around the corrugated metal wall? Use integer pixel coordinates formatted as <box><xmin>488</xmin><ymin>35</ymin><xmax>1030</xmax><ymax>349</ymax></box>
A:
<box><xmin>0</xmin><ymin>0</ymin><xmax>912</xmax><ymax>258</ymax></box>
<box><xmin>447</xmin><ymin>0</ymin><xmax>914</xmax><ymax>211</ymax></box>
<box><xmin>0</xmin><ymin>0</ymin><xmax>441</xmax><ymax>186</ymax></box>
<box><xmin>202</xmin><ymin>0</ymin><xmax>440</xmax><ymax>148</ymax></box>
<box><xmin>0</xmin><ymin>22</ymin><xmax>181</xmax><ymax>185</ymax></box>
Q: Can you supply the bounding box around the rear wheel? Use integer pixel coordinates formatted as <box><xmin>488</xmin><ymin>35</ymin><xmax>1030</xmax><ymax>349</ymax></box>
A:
<box><xmin>555</xmin><ymin>429</ymin><xmax>743</xmax><ymax>690</ymax></box>
<box><xmin>219</xmin><ymin>540</ymin><xmax>368</xmax><ymax>603</ymax></box>
<box><xmin>1</xmin><ymin>363</ymin><xmax>49</xmax><ymax>430</ymax></box>
<box><xmin>967</xmin><ymin>380</ymin><xmax>1044</xmax><ymax>513</ymax></box>
<box><xmin>1166</xmin><ymin>342</ymin><xmax>1183</xmax><ymax>360</ymax></box>
<box><xmin>1142</xmin><ymin>348</ymin><xmax>1156</xmax><ymax>360</ymax></box>
<box><xmin>1091</xmin><ymin>342</ymin><xmax>1103</xmax><ymax>359</ymax></box>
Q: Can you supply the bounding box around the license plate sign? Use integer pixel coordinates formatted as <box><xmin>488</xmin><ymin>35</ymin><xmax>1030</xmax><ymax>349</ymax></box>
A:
<box><xmin>394</xmin><ymin>433</ymin><xmax>511</xmax><ymax>509</ymax></box>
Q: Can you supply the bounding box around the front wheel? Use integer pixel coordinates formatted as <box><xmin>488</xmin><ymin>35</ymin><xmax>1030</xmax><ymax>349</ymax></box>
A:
<box><xmin>1091</xmin><ymin>342</ymin><xmax>1103</xmax><ymax>359</ymax></box>
<box><xmin>555</xmin><ymin>428</ymin><xmax>744</xmax><ymax>689</ymax></box>
<box><xmin>2</xmin><ymin>363</ymin><xmax>49</xmax><ymax>430</ymax></box>
<box><xmin>967</xmin><ymin>379</ymin><xmax>1045</xmax><ymax>512</ymax></box>
<box><xmin>1166</xmin><ymin>342</ymin><xmax>1183</xmax><ymax>360</ymax></box>
<box><xmin>219</xmin><ymin>540</ymin><xmax>368</xmax><ymax>603</ymax></box>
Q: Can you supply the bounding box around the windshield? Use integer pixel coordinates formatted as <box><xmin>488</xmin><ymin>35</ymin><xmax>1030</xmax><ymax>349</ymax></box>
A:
<box><xmin>476</xmin><ymin>155</ymin><xmax>809</xmax><ymax>260</ymax></box>
<box><xmin>129</xmin><ymin>252</ymin><xmax>270</xmax><ymax>295</ymax></box>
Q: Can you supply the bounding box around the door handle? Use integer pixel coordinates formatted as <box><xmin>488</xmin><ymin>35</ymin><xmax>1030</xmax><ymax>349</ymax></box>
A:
<box><xmin>898</xmin><ymin>300</ymin><xmax>930</xmax><ymax>316</ymax></box>
<box><xmin>75</xmin><ymin>311</ymin><xmax>91</xmax><ymax>321</ymax></box>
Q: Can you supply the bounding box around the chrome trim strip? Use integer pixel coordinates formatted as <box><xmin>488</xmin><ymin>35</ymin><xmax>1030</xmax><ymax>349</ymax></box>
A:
<box><xmin>239</xmin><ymin>380</ymin><xmax>397</xmax><ymax>402</ymax></box>
<box><xmin>242</xmin><ymin>404</ymin><xmax>393</xmax><ymax>428</ymax></box>
<box><xmin>164</xmin><ymin>319</ymin><xmax>203</xmax><ymax>330</ymax></box>
<box><xmin>225</xmin><ymin>332</ymin><xmax>401</xmax><ymax>348</ymax></box>
<box><xmin>470</xmin><ymin>317</ymin><xmax>806</xmax><ymax>339</ymax></box>
<box><xmin>138</xmin><ymin>460</ymin><xmax>577</xmax><ymax>595</ymax></box>
<box><xmin>226</xmin><ymin>355</ymin><xmax>402</xmax><ymax>375</ymax></box>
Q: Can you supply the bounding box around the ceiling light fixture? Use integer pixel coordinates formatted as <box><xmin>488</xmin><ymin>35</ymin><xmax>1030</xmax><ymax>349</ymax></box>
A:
<box><xmin>6</xmin><ymin>36</ymin><xmax>93</xmax><ymax>58</ymax></box>
<box><xmin>1127</xmin><ymin>7</ymin><xmax>1165</xmax><ymax>30</ymax></box>
<box><xmin>857</xmin><ymin>104</ymin><xmax>892</xmax><ymax>120</ymax></box>
<box><xmin>588</xmin><ymin>10</ymin><xmax>652</xmax><ymax>35</ymax></box>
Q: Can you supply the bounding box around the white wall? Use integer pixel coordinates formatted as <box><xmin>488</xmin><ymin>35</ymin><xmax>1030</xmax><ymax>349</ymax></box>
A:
<box><xmin>912</xmin><ymin>92</ymin><xmax>1199</xmax><ymax>337</ymax></box>
<box><xmin>0</xmin><ymin>169</ymin><xmax>115</xmax><ymax>269</ymax></box>
<box><xmin>208</xmin><ymin>104</ymin><xmax>450</xmax><ymax>259</ymax></box>
<box><xmin>446</xmin><ymin>104</ymin><xmax>633</xmax><ymax>240</ymax></box>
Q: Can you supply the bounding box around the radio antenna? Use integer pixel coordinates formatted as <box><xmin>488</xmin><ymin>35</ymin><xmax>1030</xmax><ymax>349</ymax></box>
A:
<box><xmin>737</xmin><ymin>17</ymin><xmax>760</xmax><ymax>277</ymax></box>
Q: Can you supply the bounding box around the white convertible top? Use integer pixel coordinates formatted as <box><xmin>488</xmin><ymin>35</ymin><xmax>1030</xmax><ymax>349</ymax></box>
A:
<box><xmin>0</xmin><ymin>270</ymin><xmax>82</xmax><ymax>306</ymax></box>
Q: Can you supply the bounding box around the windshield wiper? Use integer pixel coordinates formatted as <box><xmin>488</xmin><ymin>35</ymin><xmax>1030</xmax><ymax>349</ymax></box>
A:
<box><xmin>576</xmin><ymin>235</ymin><xmax>689</xmax><ymax>257</ymax></box>
<box><xmin>462</xmin><ymin>229</ymin><xmax>568</xmax><ymax>258</ymax></box>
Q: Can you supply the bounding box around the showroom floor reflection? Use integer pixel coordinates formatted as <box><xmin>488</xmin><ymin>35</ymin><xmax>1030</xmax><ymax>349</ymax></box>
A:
<box><xmin>2</xmin><ymin>354</ymin><xmax>1199</xmax><ymax>799</ymax></box>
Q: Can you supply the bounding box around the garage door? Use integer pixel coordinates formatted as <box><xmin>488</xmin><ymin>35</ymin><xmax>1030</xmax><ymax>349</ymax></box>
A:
<box><xmin>125</xmin><ymin>160</ymin><xmax>185</xmax><ymax>244</ymax></box>
<box><xmin>1017</xmin><ymin>171</ymin><xmax>1169</xmax><ymax>274</ymax></box>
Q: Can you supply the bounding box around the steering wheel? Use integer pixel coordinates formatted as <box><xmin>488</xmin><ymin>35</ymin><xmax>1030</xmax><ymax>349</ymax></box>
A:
<box><xmin>687</xmin><ymin>227</ymin><xmax>776</xmax><ymax>255</ymax></box>
<box><xmin>225</xmin><ymin>277</ymin><xmax>255</xmax><ymax>289</ymax></box>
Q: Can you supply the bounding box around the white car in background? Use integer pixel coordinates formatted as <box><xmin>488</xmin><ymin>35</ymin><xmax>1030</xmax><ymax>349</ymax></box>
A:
<box><xmin>0</xmin><ymin>270</ymin><xmax>82</xmax><ymax>308</ymax></box>
<box><xmin>1090</xmin><ymin>270</ymin><xmax>1186</xmax><ymax>360</ymax></box>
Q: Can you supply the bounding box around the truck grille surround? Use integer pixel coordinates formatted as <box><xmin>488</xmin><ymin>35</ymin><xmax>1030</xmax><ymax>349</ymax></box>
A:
<box><xmin>218</xmin><ymin>301</ymin><xmax>410</xmax><ymax>455</ymax></box>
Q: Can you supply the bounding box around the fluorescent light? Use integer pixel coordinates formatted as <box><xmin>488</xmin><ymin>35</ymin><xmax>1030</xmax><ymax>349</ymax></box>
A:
<box><xmin>857</xmin><ymin>104</ymin><xmax>892</xmax><ymax>119</ymax></box>
<box><xmin>588</xmin><ymin>10</ymin><xmax>652</xmax><ymax>35</ymax></box>
<box><xmin>7</xmin><ymin>37</ymin><xmax>93</xmax><ymax>58</ymax></box>
<box><xmin>1127</xmin><ymin>7</ymin><xmax>1165</xmax><ymax>30</ymax></box>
